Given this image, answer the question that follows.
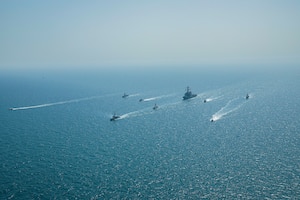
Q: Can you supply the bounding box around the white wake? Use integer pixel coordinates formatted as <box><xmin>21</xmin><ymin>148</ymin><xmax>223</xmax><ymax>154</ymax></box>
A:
<box><xmin>10</xmin><ymin>95</ymin><xmax>108</xmax><ymax>111</ymax></box>
<box><xmin>128</xmin><ymin>93</ymin><xmax>140</xmax><ymax>97</ymax></box>
<box><xmin>143</xmin><ymin>94</ymin><xmax>174</xmax><ymax>102</ymax></box>
<box><xmin>210</xmin><ymin>97</ymin><xmax>246</xmax><ymax>122</ymax></box>
<box><xmin>204</xmin><ymin>95</ymin><xmax>223</xmax><ymax>103</ymax></box>
<box><xmin>116</xmin><ymin>108</ymin><xmax>154</xmax><ymax>120</ymax></box>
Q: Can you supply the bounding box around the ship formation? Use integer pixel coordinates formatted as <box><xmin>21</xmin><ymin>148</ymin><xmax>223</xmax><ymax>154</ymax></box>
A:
<box><xmin>109</xmin><ymin>87</ymin><xmax>250</xmax><ymax>122</ymax></box>
<box><xmin>8</xmin><ymin>86</ymin><xmax>250</xmax><ymax>123</ymax></box>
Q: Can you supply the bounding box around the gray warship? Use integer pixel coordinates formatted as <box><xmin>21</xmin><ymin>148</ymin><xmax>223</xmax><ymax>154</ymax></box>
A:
<box><xmin>183</xmin><ymin>86</ymin><xmax>197</xmax><ymax>100</ymax></box>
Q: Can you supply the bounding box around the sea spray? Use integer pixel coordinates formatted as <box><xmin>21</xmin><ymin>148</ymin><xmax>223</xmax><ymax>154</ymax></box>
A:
<box><xmin>9</xmin><ymin>94</ymin><xmax>117</xmax><ymax>111</ymax></box>
<box><xmin>211</xmin><ymin>97</ymin><xmax>247</xmax><ymax>121</ymax></box>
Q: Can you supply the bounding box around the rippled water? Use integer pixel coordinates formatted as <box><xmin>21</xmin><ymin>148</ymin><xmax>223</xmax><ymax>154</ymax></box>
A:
<box><xmin>1</xmin><ymin>69</ymin><xmax>299</xmax><ymax>199</ymax></box>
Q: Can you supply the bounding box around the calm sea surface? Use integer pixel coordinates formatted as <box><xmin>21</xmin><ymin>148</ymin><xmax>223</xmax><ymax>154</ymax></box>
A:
<box><xmin>1</xmin><ymin>68</ymin><xmax>300</xmax><ymax>199</ymax></box>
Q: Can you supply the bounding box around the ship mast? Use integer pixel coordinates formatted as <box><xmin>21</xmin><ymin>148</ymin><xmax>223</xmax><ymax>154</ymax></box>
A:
<box><xmin>186</xmin><ymin>86</ymin><xmax>190</xmax><ymax>93</ymax></box>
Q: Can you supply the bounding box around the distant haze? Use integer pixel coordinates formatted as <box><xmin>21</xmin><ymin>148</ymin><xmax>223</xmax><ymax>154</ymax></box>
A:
<box><xmin>1</xmin><ymin>1</ymin><xmax>300</xmax><ymax>70</ymax></box>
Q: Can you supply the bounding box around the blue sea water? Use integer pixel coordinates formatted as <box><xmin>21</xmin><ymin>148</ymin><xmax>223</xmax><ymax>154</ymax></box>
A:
<box><xmin>0</xmin><ymin>68</ymin><xmax>300</xmax><ymax>199</ymax></box>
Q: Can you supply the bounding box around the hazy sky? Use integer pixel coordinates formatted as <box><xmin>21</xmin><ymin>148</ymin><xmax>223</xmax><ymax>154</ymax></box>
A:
<box><xmin>1</xmin><ymin>0</ymin><xmax>300</xmax><ymax>70</ymax></box>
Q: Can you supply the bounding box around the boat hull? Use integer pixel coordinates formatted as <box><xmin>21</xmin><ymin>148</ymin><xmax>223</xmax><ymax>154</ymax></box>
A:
<box><xmin>183</xmin><ymin>94</ymin><xmax>197</xmax><ymax>100</ymax></box>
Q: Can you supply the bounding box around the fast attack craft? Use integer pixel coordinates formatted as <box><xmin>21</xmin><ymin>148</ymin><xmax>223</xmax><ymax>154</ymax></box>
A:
<box><xmin>153</xmin><ymin>103</ymin><xmax>158</xmax><ymax>110</ymax></box>
<box><xmin>122</xmin><ymin>93</ymin><xmax>129</xmax><ymax>98</ymax></box>
<box><xmin>246</xmin><ymin>94</ymin><xmax>249</xmax><ymax>99</ymax></box>
<box><xmin>110</xmin><ymin>113</ymin><xmax>120</xmax><ymax>121</ymax></box>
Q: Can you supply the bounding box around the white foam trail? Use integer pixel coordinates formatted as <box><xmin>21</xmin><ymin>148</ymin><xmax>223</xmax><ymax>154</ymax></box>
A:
<box><xmin>206</xmin><ymin>98</ymin><xmax>213</xmax><ymax>102</ymax></box>
<box><xmin>143</xmin><ymin>97</ymin><xmax>157</xmax><ymax>102</ymax></box>
<box><xmin>205</xmin><ymin>95</ymin><xmax>223</xmax><ymax>102</ymax></box>
<box><xmin>10</xmin><ymin>95</ymin><xmax>109</xmax><ymax>111</ymax></box>
<box><xmin>210</xmin><ymin>98</ymin><xmax>246</xmax><ymax>121</ymax></box>
<box><xmin>142</xmin><ymin>94</ymin><xmax>175</xmax><ymax>102</ymax></box>
<box><xmin>117</xmin><ymin>108</ymin><xmax>152</xmax><ymax>120</ymax></box>
<box><xmin>128</xmin><ymin>93</ymin><xmax>140</xmax><ymax>97</ymax></box>
<box><xmin>119</xmin><ymin>110</ymin><xmax>141</xmax><ymax>119</ymax></box>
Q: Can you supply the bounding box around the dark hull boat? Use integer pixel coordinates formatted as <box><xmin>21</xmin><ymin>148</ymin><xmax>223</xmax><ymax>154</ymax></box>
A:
<box><xmin>153</xmin><ymin>103</ymin><xmax>158</xmax><ymax>110</ymax></box>
<box><xmin>122</xmin><ymin>93</ymin><xmax>129</xmax><ymax>98</ymax></box>
<box><xmin>183</xmin><ymin>86</ymin><xmax>197</xmax><ymax>100</ymax></box>
<box><xmin>110</xmin><ymin>113</ymin><xmax>120</xmax><ymax>121</ymax></box>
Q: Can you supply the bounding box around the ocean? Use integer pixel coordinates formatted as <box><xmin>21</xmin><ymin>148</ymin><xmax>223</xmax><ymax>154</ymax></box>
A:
<box><xmin>1</xmin><ymin>67</ymin><xmax>300</xmax><ymax>199</ymax></box>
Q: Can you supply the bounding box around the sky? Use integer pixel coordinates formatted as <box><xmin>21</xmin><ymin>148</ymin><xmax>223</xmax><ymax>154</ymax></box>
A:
<box><xmin>1</xmin><ymin>0</ymin><xmax>300</xmax><ymax>70</ymax></box>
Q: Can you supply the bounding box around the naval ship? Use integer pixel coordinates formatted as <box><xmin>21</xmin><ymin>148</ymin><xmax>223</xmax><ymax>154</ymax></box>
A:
<box><xmin>183</xmin><ymin>86</ymin><xmax>197</xmax><ymax>100</ymax></box>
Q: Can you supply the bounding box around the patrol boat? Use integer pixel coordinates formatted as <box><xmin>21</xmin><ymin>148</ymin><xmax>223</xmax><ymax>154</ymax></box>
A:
<box><xmin>122</xmin><ymin>93</ymin><xmax>129</xmax><ymax>98</ymax></box>
<box><xmin>110</xmin><ymin>113</ymin><xmax>120</xmax><ymax>121</ymax></box>
<box><xmin>153</xmin><ymin>103</ymin><xmax>158</xmax><ymax>110</ymax></box>
<box><xmin>246</xmin><ymin>93</ymin><xmax>250</xmax><ymax>99</ymax></box>
<box><xmin>183</xmin><ymin>87</ymin><xmax>197</xmax><ymax>100</ymax></box>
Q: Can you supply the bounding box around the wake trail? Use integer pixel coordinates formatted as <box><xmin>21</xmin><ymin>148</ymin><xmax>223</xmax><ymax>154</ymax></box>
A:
<box><xmin>210</xmin><ymin>97</ymin><xmax>246</xmax><ymax>122</ymax></box>
<box><xmin>128</xmin><ymin>93</ymin><xmax>140</xmax><ymax>97</ymax></box>
<box><xmin>118</xmin><ymin>108</ymin><xmax>153</xmax><ymax>120</ymax></box>
<box><xmin>142</xmin><ymin>93</ymin><xmax>175</xmax><ymax>102</ymax></box>
<box><xmin>204</xmin><ymin>95</ymin><xmax>223</xmax><ymax>102</ymax></box>
<box><xmin>10</xmin><ymin>95</ymin><xmax>112</xmax><ymax>111</ymax></box>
